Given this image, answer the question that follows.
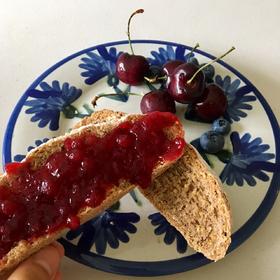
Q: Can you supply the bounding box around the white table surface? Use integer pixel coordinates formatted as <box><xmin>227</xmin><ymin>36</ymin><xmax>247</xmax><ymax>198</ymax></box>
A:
<box><xmin>1</xmin><ymin>0</ymin><xmax>280</xmax><ymax>279</ymax></box>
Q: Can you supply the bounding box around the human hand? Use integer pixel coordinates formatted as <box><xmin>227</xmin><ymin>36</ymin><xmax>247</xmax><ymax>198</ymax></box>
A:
<box><xmin>8</xmin><ymin>242</ymin><xmax>64</xmax><ymax>280</ymax></box>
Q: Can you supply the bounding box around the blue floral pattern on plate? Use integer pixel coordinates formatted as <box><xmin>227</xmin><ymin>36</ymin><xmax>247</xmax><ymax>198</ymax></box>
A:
<box><xmin>80</xmin><ymin>46</ymin><xmax>121</xmax><ymax>85</ymax></box>
<box><xmin>191</xmin><ymin>132</ymin><xmax>277</xmax><ymax>186</ymax></box>
<box><xmin>149</xmin><ymin>212</ymin><xmax>188</xmax><ymax>253</ymax></box>
<box><xmin>66</xmin><ymin>211</ymin><xmax>140</xmax><ymax>255</ymax></box>
<box><xmin>220</xmin><ymin>132</ymin><xmax>276</xmax><ymax>186</ymax></box>
<box><xmin>148</xmin><ymin>45</ymin><xmax>196</xmax><ymax>66</ymax></box>
<box><xmin>79</xmin><ymin>46</ymin><xmax>135</xmax><ymax>102</ymax></box>
<box><xmin>24</xmin><ymin>80</ymin><xmax>89</xmax><ymax>130</ymax></box>
<box><xmin>215</xmin><ymin>75</ymin><xmax>257</xmax><ymax>123</ymax></box>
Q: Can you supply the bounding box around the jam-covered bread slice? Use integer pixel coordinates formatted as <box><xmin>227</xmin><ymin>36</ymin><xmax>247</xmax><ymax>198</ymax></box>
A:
<box><xmin>0</xmin><ymin>112</ymin><xmax>185</xmax><ymax>273</ymax></box>
<box><xmin>76</xmin><ymin>110</ymin><xmax>231</xmax><ymax>261</ymax></box>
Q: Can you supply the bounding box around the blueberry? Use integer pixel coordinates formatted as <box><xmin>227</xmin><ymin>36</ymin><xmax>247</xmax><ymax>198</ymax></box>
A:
<box><xmin>212</xmin><ymin>118</ymin><xmax>231</xmax><ymax>135</ymax></box>
<box><xmin>200</xmin><ymin>63</ymin><xmax>215</xmax><ymax>83</ymax></box>
<box><xmin>200</xmin><ymin>131</ymin><xmax>225</xmax><ymax>154</ymax></box>
<box><xmin>187</xmin><ymin>56</ymin><xmax>199</xmax><ymax>66</ymax></box>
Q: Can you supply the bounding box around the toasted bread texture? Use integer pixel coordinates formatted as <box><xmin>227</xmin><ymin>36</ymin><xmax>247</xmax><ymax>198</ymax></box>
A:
<box><xmin>77</xmin><ymin>110</ymin><xmax>231</xmax><ymax>261</ymax></box>
<box><xmin>0</xmin><ymin>112</ymin><xmax>184</xmax><ymax>273</ymax></box>
<box><xmin>142</xmin><ymin>144</ymin><xmax>231</xmax><ymax>261</ymax></box>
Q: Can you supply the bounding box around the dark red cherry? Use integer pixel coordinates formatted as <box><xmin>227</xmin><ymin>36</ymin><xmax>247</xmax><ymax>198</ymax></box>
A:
<box><xmin>194</xmin><ymin>84</ymin><xmax>228</xmax><ymax>122</ymax></box>
<box><xmin>163</xmin><ymin>60</ymin><xmax>184</xmax><ymax>76</ymax></box>
<box><xmin>168</xmin><ymin>63</ymin><xmax>205</xmax><ymax>104</ymax></box>
<box><xmin>116</xmin><ymin>9</ymin><xmax>149</xmax><ymax>85</ymax></box>
<box><xmin>116</xmin><ymin>53</ymin><xmax>149</xmax><ymax>85</ymax></box>
<box><xmin>189</xmin><ymin>86</ymin><xmax>209</xmax><ymax>104</ymax></box>
<box><xmin>140</xmin><ymin>90</ymin><xmax>176</xmax><ymax>114</ymax></box>
<box><xmin>162</xmin><ymin>60</ymin><xmax>184</xmax><ymax>88</ymax></box>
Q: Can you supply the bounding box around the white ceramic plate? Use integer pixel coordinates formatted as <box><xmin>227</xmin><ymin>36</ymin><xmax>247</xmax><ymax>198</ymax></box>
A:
<box><xmin>3</xmin><ymin>40</ymin><xmax>280</xmax><ymax>276</ymax></box>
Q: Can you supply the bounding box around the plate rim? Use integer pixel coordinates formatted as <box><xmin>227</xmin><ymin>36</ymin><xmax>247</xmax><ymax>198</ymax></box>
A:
<box><xmin>2</xmin><ymin>39</ymin><xmax>280</xmax><ymax>276</ymax></box>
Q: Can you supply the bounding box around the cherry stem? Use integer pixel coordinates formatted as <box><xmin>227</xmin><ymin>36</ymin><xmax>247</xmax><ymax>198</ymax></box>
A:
<box><xmin>144</xmin><ymin>75</ymin><xmax>167</xmax><ymax>83</ymax></box>
<box><xmin>189</xmin><ymin>43</ymin><xmax>200</xmax><ymax>56</ymax></box>
<box><xmin>127</xmin><ymin>9</ymin><xmax>144</xmax><ymax>55</ymax></box>
<box><xmin>187</xmin><ymin>46</ymin><xmax>236</xmax><ymax>84</ymax></box>
<box><xmin>92</xmin><ymin>92</ymin><xmax>143</xmax><ymax>107</ymax></box>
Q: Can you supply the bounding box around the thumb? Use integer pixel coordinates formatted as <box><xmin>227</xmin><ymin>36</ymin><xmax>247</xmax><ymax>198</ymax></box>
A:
<box><xmin>8</xmin><ymin>242</ymin><xmax>64</xmax><ymax>280</ymax></box>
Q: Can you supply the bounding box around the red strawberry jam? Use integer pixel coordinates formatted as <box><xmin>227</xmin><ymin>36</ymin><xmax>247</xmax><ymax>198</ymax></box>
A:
<box><xmin>0</xmin><ymin>112</ymin><xmax>185</xmax><ymax>259</ymax></box>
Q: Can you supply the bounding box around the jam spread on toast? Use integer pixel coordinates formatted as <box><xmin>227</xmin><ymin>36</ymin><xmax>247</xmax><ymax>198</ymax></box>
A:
<box><xmin>0</xmin><ymin>112</ymin><xmax>185</xmax><ymax>259</ymax></box>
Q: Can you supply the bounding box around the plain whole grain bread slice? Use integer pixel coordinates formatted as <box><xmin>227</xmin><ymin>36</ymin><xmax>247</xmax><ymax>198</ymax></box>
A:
<box><xmin>0</xmin><ymin>112</ymin><xmax>184</xmax><ymax>274</ymax></box>
<box><xmin>142</xmin><ymin>144</ymin><xmax>231</xmax><ymax>261</ymax></box>
<box><xmin>75</xmin><ymin>109</ymin><xmax>232</xmax><ymax>261</ymax></box>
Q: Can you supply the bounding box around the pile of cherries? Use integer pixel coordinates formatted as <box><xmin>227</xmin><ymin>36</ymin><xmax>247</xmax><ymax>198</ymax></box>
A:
<box><xmin>103</xmin><ymin>9</ymin><xmax>235</xmax><ymax>123</ymax></box>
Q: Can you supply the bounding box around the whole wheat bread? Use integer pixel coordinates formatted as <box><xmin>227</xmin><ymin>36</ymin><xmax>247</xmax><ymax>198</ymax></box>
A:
<box><xmin>0</xmin><ymin>112</ymin><xmax>184</xmax><ymax>274</ymax></box>
<box><xmin>75</xmin><ymin>110</ymin><xmax>232</xmax><ymax>261</ymax></box>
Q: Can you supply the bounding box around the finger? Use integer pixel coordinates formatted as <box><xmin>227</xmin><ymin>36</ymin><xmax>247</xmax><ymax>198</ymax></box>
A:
<box><xmin>51</xmin><ymin>241</ymin><xmax>65</xmax><ymax>258</ymax></box>
<box><xmin>9</xmin><ymin>243</ymin><xmax>64</xmax><ymax>280</ymax></box>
